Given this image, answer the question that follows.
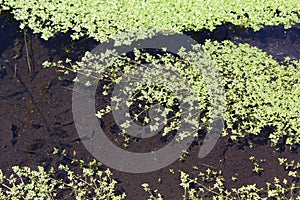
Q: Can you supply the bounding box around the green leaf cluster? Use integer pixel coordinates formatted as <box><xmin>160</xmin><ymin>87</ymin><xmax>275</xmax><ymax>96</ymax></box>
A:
<box><xmin>49</xmin><ymin>39</ymin><xmax>300</xmax><ymax>147</ymax></box>
<box><xmin>1</xmin><ymin>0</ymin><xmax>300</xmax><ymax>42</ymax></box>
<box><xmin>278</xmin><ymin>157</ymin><xmax>300</xmax><ymax>178</ymax></box>
<box><xmin>145</xmin><ymin>168</ymin><xmax>300</xmax><ymax>199</ymax></box>
<box><xmin>203</xmin><ymin>40</ymin><xmax>300</xmax><ymax>146</ymax></box>
<box><xmin>0</xmin><ymin>149</ymin><xmax>125</xmax><ymax>199</ymax></box>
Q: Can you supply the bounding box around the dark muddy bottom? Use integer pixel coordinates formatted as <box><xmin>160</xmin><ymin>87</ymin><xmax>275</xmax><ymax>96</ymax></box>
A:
<box><xmin>0</xmin><ymin>12</ymin><xmax>299</xmax><ymax>199</ymax></box>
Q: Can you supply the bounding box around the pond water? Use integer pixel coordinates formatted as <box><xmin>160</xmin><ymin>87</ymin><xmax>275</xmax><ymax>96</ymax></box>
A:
<box><xmin>0</xmin><ymin>12</ymin><xmax>299</xmax><ymax>199</ymax></box>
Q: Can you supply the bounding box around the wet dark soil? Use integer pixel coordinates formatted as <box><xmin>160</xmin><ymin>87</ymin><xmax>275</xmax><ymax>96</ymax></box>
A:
<box><xmin>0</xmin><ymin>12</ymin><xmax>299</xmax><ymax>199</ymax></box>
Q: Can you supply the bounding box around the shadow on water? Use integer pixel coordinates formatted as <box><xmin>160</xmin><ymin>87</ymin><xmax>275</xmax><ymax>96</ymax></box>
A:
<box><xmin>0</xmin><ymin>11</ymin><xmax>21</xmax><ymax>56</ymax></box>
<box><xmin>184</xmin><ymin>22</ymin><xmax>300</xmax><ymax>63</ymax></box>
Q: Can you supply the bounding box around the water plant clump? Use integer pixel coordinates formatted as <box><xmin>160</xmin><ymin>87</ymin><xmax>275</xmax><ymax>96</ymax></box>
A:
<box><xmin>47</xmin><ymin>39</ymin><xmax>300</xmax><ymax>148</ymax></box>
<box><xmin>1</xmin><ymin>0</ymin><xmax>300</xmax><ymax>42</ymax></box>
<box><xmin>0</xmin><ymin>149</ymin><xmax>125</xmax><ymax>199</ymax></box>
<box><xmin>202</xmin><ymin>40</ymin><xmax>300</xmax><ymax>146</ymax></box>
